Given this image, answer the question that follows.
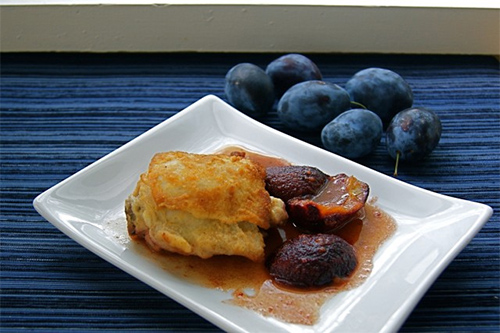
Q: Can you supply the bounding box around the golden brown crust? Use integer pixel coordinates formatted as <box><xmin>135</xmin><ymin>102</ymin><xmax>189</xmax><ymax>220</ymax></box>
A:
<box><xmin>146</xmin><ymin>151</ymin><xmax>272</xmax><ymax>229</ymax></box>
<box><xmin>124</xmin><ymin>151</ymin><xmax>288</xmax><ymax>262</ymax></box>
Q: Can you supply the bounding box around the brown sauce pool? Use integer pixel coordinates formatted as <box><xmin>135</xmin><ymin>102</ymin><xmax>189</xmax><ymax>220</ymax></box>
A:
<box><xmin>131</xmin><ymin>146</ymin><xmax>397</xmax><ymax>325</ymax></box>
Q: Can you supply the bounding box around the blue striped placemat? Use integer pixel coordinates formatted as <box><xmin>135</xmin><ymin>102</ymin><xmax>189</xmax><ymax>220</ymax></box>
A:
<box><xmin>1</xmin><ymin>53</ymin><xmax>499</xmax><ymax>332</ymax></box>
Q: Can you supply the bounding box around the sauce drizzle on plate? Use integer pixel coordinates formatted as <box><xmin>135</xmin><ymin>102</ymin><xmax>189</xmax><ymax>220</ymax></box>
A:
<box><xmin>131</xmin><ymin>146</ymin><xmax>397</xmax><ymax>325</ymax></box>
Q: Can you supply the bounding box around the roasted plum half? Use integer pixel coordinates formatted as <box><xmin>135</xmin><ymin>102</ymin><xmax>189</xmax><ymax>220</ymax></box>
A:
<box><xmin>267</xmin><ymin>233</ymin><xmax>357</xmax><ymax>288</ymax></box>
<box><xmin>265</xmin><ymin>165</ymin><xmax>329</xmax><ymax>202</ymax></box>
<box><xmin>288</xmin><ymin>173</ymin><xmax>369</xmax><ymax>233</ymax></box>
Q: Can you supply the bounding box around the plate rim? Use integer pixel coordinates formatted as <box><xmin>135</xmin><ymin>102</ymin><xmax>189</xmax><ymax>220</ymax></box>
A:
<box><xmin>33</xmin><ymin>94</ymin><xmax>493</xmax><ymax>333</ymax></box>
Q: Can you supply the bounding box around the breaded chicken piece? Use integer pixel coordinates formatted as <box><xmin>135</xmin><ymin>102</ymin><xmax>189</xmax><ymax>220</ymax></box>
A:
<box><xmin>125</xmin><ymin>151</ymin><xmax>287</xmax><ymax>262</ymax></box>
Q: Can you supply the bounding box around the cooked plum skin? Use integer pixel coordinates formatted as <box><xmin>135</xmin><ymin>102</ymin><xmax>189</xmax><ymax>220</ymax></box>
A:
<box><xmin>288</xmin><ymin>174</ymin><xmax>369</xmax><ymax>233</ymax></box>
<box><xmin>265</xmin><ymin>165</ymin><xmax>329</xmax><ymax>202</ymax></box>
<box><xmin>267</xmin><ymin>233</ymin><xmax>357</xmax><ymax>288</ymax></box>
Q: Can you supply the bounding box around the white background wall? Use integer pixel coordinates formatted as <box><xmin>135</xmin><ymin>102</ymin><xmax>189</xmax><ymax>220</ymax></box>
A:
<box><xmin>1</xmin><ymin>1</ymin><xmax>499</xmax><ymax>54</ymax></box>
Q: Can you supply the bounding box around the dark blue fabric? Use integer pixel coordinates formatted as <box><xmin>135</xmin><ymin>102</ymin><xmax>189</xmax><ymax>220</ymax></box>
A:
<box><xmin>1</xmin><ymin>53</ymin><xmax>499</xmax><ymax>332</ymax></box>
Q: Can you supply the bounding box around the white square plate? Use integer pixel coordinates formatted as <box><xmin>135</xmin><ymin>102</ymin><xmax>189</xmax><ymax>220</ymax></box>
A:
<box><xmin>33</xmin><ymin>95</ymin><xmax>493</xmax><ymax>333</ymax></box>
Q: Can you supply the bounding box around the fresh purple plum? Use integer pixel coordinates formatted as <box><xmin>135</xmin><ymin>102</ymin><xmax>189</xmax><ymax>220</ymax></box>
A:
<box><xmin>277</xmin><ymin>81</ymin><xmax>351</xmax><ymax>132</ymax></box>
<box><xmin>224</xmin><ymin>63</ymin><xmax>275</xmax><ymax>117</ymax></box>
<box><xmin>266</xmin><ymin>54</ymin><xmax>322</xmax><ymax>98</ymax></box>
<box><xmin>386</xmin><ymin>107</ymin><xmax>442</xmax><ymax>162</ymax></box>
<box><xmin>321</xmin><ymin>108</ymin><xmax>383</xmax><ymax>159</ymax></box>
<box><xmin>345</xmin><ymin>68</ymin><xmax>413</xmax><ymax>125</ymax></box>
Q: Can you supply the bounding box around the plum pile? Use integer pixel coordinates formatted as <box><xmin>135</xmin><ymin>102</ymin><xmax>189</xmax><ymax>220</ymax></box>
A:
<box><xmin>386</xmin><ymin>107</ymin><xmax>442</xmax><ymax>175</ymax></box>
<box><xmin>344</xmin><ymin>68</ymin><xmax>414</xmax><ymax>124</ymax></box>
<box><xmin>321</xmin><ymin>108</ymin><xmax>383</xmax><ymax>159</ymax></box>
<box><xmin>224</xmin><ymin>63</ymin><xmax>275</xmax><ymax>117</ymax></box>
<box><xmin>277</xmin><ymin>80</ymin><xmax>351</xmax><ymax>132</ymax></box>
<box><xmin>266</xmin><ymin>53</ymin><xmax>323</xmax><ymax>98</ymax></box>
<box><xmin>224</xmin><ymin>54</ymin><xmax>442</xmax><ymax>175</ymax></box>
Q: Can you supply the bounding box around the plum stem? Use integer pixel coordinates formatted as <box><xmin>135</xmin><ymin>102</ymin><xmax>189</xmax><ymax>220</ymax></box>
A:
<box><xmin>350</xmin><ymin>101</ymin><xmax>367</xmax><ymax>109</ymax></box>
<box><xmin>393</xmin><ymin>151</ymin><xmax>400</xmax><ymax>177</ymax></box>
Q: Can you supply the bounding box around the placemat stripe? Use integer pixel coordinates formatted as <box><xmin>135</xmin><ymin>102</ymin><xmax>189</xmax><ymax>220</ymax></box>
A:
<box><xmin>1</xmin><ymin>52</ymin><xmax>498</xmax><ymax>332</ymax></box>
